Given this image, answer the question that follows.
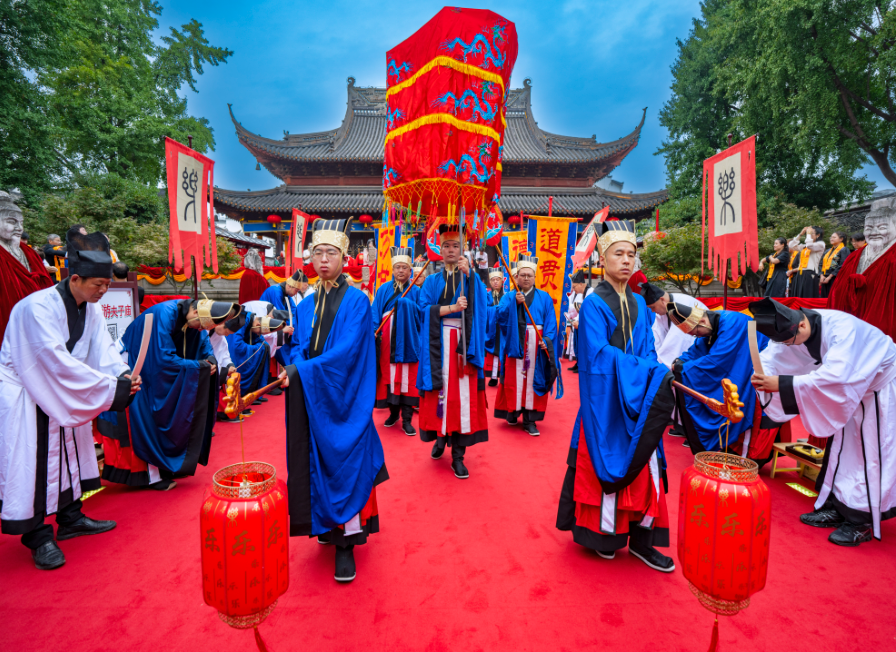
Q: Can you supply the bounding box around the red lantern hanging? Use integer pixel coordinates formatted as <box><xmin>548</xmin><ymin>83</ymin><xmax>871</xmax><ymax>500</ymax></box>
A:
<box><xmin>201</xmin><ymin>462</ymin><xmax>289</xmax><ymax>647</ymax></box>
<box><xmin>507</xmin><ymin>213</ymin><xmax>521</xmax><ymax>226</ymax></box>
<box><xmin>266</xmin><ymin>214</ymin><xmax>282</xmax><ymax>225</ymax></box>
<box><xmin>358</xmin><ymin>213</ymin><xmax>373</xmax><ymax>224</ymax></box>
<box><xmin>678</xmin><ymin>452</ymin><xmax>771</xmax><ymax>649</ymax></box>
<box><xmin>310</xmin><ymin>214</ymin><xmax>321</xmax><ymax>222</ymax></box>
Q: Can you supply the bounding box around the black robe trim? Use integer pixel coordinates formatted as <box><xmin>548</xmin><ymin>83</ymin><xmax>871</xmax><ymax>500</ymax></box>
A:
<box><xmin>592</xmin><ymin>282</ymin><xmax>675</xmax><ymax>495</ymax></box>
<box><xmin>779</xmin><ymin>376</ymin><xmax>799</xmax><ymax>415</ymax></box>
<box><xmin>110</xmin><ymin>375</ymin><xmax>133</xmax><ymax>412</ymax></box>
<box><xmin>801</xmin><ymin>309</ymin><xmax>823</xmax><ymax>365</ymax></box>
<box><xmin>286</xmin><ymin>365</ymin><xmax>389</xmax><ymax>539</ymax></box>
<box><xmin>101</xmin><ymin>464</ymin><xmax>153</xmax><ymax>487</ymax></box>
<box><xmin>55</xmin><ymin>279</ymin><xmax>87</xmax><ymax>353</ymax></box>
<box><xmin>375</xmin><ymin>389</ymin><xmax>420</xmax><ymax>409</ymax></box>
<box><xmin>418</xmin><ymin>428</ymin><xmax>489</xmax><ymax>448</ymax></box>
<box><xmin>309</xmin><ymin>275</ymin><xmax>348</xmax><ymax>359</ymax></box>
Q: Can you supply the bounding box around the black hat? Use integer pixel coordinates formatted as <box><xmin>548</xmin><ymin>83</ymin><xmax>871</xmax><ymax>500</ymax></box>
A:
<box><xmin>66</xmin><ymin>229</ymin><xmax>113</xmax><ymax>278</ymax></box>
<box><xmin>310</xmin><ymin>218</ymin><xmax>352</xmax><ymax>254</ymax></box>
<box><xmin>286</xmin><ymin>269</ymin><xmax>306</xmax><ymax>288</ymax></box>
<box><xmin>641</xmin><ymin>282</ymin><xmax>665</xmax><ymax>306</ymax></box>
<box><xmin>570</xmin><ymin>269</ymin><xmax>586</xmax><ymax>284</ymax></box>
<box><xmin>272</xmin><ymin>309</ymin><xmax>290</xmax><ymax>322</ymax></box>
<box><xmin>259</xmin><ymin>314</ymin><xmax>286</xmax><ymax>334</ymax></box>
<box><xmin>596</xmin><ymin>220</ymin><xmax>637</xmax><ymax>255</ymax></box>
<box><xmin>224</xmin><ymin>309</ymin><xmax>247</xmax><ymax>332</ymax></box>
<box><xmin>192</xmin><ymin>300</ymin><xmax>238</xmax><ymax>328</ymax></box>
<box><xmin>749</xmin><ymin>298</ymin><xmax>803</xmax><ymax>343</ymax></box>
<box><xmin>667</xmin><ymin>302</ymin><xmax>708</xmax><ymax>334</ymax></box>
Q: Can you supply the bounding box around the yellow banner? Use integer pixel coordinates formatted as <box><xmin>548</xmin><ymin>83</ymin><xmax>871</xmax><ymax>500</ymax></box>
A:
<box><xmin>529</xmin><ymin>216</ymin><xmax>577</xmax><ymax>330</ymax></box>
<box><xmin>503</xmin><ymin>231</ymin><xmax>529</xmax><ymax>266</ymax></box>
<box><xmin>375</xmin><ymin>225</ymin><xmax>398</xmax><ymax>291</ymax></box>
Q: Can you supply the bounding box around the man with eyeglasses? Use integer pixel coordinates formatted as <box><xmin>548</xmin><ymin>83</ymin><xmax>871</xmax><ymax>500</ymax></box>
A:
<box><xmin>278</xmin><ymin>218</ymin><xmax>387</xmax><ymax>583</ymax></box>
<box><xmin>415</xmin><ymin>224</ymin><xmax>489</xmax><ymax>479</ymax></box>
<box><xmin>750</xmin><ymin>297</ymin><xmax>896</xmax><ymax>548</ymax></box>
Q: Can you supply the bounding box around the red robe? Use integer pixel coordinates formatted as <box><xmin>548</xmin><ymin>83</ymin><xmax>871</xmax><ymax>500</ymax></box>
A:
<box><xmin>0</xmin><ymin>245</ymin><xmax>53</xmax><ymax>347</ymax></box>
<box><xmin>827</xmin><ymin>244</ymin><xmax>896</xmax><ymax>343</ymax></box>
<box><xmin>238</xmin><ymin>268</ymin><xmax>270</xmax><ymax>304</ymax></box>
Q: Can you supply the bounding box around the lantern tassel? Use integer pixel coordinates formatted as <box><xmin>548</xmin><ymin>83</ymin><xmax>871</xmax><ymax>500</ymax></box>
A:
<box><xmin>707</xmin><ymin>617</ymin><xmax>719</xmax><ymax>652</ymax></box>
<box><xmin>254</xmin><ymin>625</ymin><xmax>272</xmax><ymax>652</ymax></box>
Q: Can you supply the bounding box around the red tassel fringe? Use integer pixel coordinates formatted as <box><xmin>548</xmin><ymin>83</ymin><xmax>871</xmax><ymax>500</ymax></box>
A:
<box><xmin>707</xmin><ymin>617</ymin><xmax>719</xmax><ymax>652</ymax></box>
<box><xmin>254</xmin><ymin>625</ymin><xmax>271</xmax><ymax>652</ymax></box>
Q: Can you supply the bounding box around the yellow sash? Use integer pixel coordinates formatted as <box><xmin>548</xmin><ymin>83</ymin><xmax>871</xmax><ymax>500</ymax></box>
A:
<box><xmin>798</xmin><ymin>246</ymin><xmax>811</xmax><ymax>274</ymax></box>
<box><xmin>821</xmin><ymin>243</ymin><xmax>844</xmax><ymax>274</ymax></box>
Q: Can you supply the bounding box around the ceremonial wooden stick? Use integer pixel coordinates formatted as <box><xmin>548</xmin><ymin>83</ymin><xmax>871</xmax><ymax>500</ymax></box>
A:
<box><xmin>373</xmin><ymin>260</ymin><xmax>431</xmax><ymax>337</ymax></box>
<box><xmin>497</xmin><ymin>251</ymin><xmax>543</xmax><ymax>348</ymax></box>
<box><xmin>224</xmin><ymin>373</ymin><xmax>287</xmax><ymax>418</ymax></box>
<box><xmin>672</xmin><ymin>378</ymin><xmax>745</xmax><ymax>423</ymax></box>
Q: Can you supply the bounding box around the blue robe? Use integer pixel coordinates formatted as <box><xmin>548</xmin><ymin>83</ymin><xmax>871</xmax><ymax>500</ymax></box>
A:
<box><xmin>260</xmin><ymin>284</ymin><xmax>299</xmax><ymax>327</ymax></box>
<box><xmin>676</xmin><ymin>310</ymin><xmax>769</xmax><ymax>452</ymax></box>
<box><xmin>484</xmin><ymin>290</ymin><xmax>502</xmax><ymax>355</ymax></box>
<box><xmin>225</xmin><ymin>311</ymin><xmax>269</xmax><ymax>394</ymax></box>
<box><xmin>573</xmin><ymin>285</ymin><xmax>675</xmax><ymax>493</ymax></box>
<box><xmin>371</xmin><ymin>281</ymin><xmax>421</xmax><ymax>364</ymax></box>
<box><xmin>495</xmin><ymin>288</ymin><xmax>561</xmax><ymax>397</ymax></box>
<box><xmin>121</xmin><ymin>300</ymin><xmax>218</xmax><ymax>476</ymax></box>
<box><xmin>416</xmin><ymin>269</ymin><xmax>487</xmax><ymax>390</ymax></box>
<box><xmin>281</xmin><ymin>280</ymin><xmax>386</xmax><ymax>538</ymax></box>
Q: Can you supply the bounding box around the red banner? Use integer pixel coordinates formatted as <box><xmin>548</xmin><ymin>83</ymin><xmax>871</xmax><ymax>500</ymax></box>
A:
<box><xmin>383</xmin><ymin>7</ymin><xmax>518</xmax><ymax>219</ymax></box>
<box><xmin>702</xmin><ymin>135</ymin><xmax>758</xmax><ymax>277</ymax></box>
<box><xmin>286</xmin><ymin>208</ymin><xmax>310</xmax><ymax>277</ymax></box>
<box><xmin>164</xmin><ymin>137</ymin><xmax>217</xmax><ymax>276</ymax></box>
<box><xmin>571</xmin><ymin>206</ymin><xmax>608</xmax><ymax>270</ymax></box>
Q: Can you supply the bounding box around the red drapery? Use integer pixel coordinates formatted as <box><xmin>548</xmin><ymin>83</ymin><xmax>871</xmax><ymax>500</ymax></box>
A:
<box><xmin>140</xmin><ymin>294</ymin><xmax>189</xmax><ymax>312</ymax></box>
<box><xmin>826</xmin><ymin>246</ymin><xmax>896</xmax><ymax>343</ymax></box>
<box><xmin>0</xmin><ymin>246</ymin><xmax>53</xmax><ymax>346</ymax></box>
<box><xmin>701</xmin><ymin>296</ymin><xmax>828</xmax><ymax>312</ymax></box>
<box><xmin>238</xmin><ymin>268</ymin><xmax>269</xmax><ymax>304</ymax></box>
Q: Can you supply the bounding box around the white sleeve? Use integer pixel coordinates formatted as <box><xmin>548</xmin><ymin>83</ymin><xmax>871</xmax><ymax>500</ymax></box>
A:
<box><xmin>757</xmin><ymin>343</ymin><xmax>794</xmax><ymax>423</ymax></box>
<box><xmin>788</xmin><ymin>237</ymin><xmax>802</xmax><ymax>250</ymax></box>
<box><xmin>808</xmin><ymin>240</ymin><xmax>825</xmax><ymax>253</ymax></box>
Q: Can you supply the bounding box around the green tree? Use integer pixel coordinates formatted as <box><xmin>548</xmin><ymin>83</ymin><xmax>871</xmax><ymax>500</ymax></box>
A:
<box><xmin>657</xmin><ymin>0</ymin><xmax>878</xmax><ymax>210</ymax></box>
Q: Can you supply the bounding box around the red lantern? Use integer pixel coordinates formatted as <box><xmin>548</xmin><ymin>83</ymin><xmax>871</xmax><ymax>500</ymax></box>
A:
<box><xmin>201</xmin><ymin>462</ymin><xmax>289</xmax><ymax>643</ymax></box>
<box><xmin>266</xmin><ymin>214</ymin><xmax>282</xmax><ymax>225</ymax></box>
<box><xmin>507</xmin><ymin>213</ymin><xmax>521</xmax><ymax>226</ymax></box>
<box><xmin>358</xmin><ymin>213</ymin><xmax>373</xmax><ymax>224</ymax></box>
<box><xmin>678</xmin><ymin>452</ymin><xmax>770</xmax><ymax>646</ymax></box>
<box><xmin>310</xmin><ymin>214</ymin><xmax>321</xmax><ymax>222</ymax></box>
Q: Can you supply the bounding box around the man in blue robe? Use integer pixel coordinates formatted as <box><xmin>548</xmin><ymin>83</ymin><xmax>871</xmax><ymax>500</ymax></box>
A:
<box><xmin>371</xmin><ymin>246</ymin><xmax>421</xmax><ymax>436</ymax></box>
<box><xmin>556</xmin><ymin>220</ymin><xmax>677</xmax><ymax>572</ymax></box>
<box><xmin>668</xmin><ymin>303</ymin><xmax>773</xmax><ymax>458</ymax></box>
<box><xmin>279</xmin><ymin>218</ymin><xmax>387</xmax><ymax>583</ymax></box>
<box><xmin>494</xmin><ymin>254</ymin><xmax>559</xmax><ymax>436</ymax></box>
<box><xmin>415</xmin><ymin>224</ymin><xmax>488</xmax><ymax>480</ymax></box>
<box><xmin>102</xmin><ymin>298</ymin><xmax>236</xmax><ymax>491</ymax></box>
<box><xmin>484</xmin><ymin>269</ymin><xmax>505</xmax><ymax>386</ymax></box>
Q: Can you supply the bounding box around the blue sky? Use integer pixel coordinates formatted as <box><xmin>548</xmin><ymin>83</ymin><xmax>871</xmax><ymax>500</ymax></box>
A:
<box><xmin>158</xmin><ymin>0</ymin><xmax>893</xmax><ymax>196</ymax></box>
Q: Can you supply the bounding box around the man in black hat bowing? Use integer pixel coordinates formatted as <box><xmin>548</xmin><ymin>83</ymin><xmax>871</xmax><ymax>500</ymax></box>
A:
<box><xmin>750</xmin><ymin>297</ymin><xmax>896</xmax><ymax>547</ymax></box>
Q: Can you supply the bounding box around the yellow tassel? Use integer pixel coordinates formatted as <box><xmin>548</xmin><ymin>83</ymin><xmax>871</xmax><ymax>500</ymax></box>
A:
<box><xmin>386</xmin><ymin>113</ymin><xmax>500</xmax><ymax>145</ymax></box>
<box><xmin>386</xmin><ymin>56</ymin><xmax>506</xmax><ymax>98</ymax></box>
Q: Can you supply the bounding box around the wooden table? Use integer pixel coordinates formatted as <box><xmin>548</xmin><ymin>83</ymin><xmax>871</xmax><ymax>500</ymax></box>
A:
<box><xmin>769</xmin><ymin>442</ymin><xmax>822</xmax><ymax>479</ymax></box>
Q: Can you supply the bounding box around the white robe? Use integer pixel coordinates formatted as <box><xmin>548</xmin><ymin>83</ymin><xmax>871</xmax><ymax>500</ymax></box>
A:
<box><xmin>564</xmin><ymin>287</ymin><xmax>594</xmax><ymax>358</ymax></box>
<box><xmin>759</xmin><ymin>310</ymin><xmax>896</xmax><ymax>538</ymax></box>
<box><xmin>652</xmin><ymin>293</ymin><xmax>708</xmax><ymax>368</ymax></box>
<box><xmin>0</xmin><ymin>285</ymin><xmax>129</xmax><ymax>531</ymax></box>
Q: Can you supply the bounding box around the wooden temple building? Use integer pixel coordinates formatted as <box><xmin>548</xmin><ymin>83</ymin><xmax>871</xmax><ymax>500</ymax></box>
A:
<box><xmin>215</xmin><ymin>77</ymin><xmax>668</xmax><ymax>252</ymax></box>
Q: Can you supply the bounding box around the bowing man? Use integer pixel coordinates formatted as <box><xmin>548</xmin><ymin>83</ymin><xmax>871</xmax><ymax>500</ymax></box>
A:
<box><xmin>415</xmin><ymin>224</ymin><xmax>489</xmax><ymax>480</ymax></box>
<box><xmin>556</xmin><ymin>220</ymin><xmax>677</xmax><ymax>572</ymax></box>
<box><xmin>0</xmin><ymin>230</ymin><xmax>140</xmax><ymax>570</ymax></box>
<box><xmin>640</xmin><ymin>282</ymin><xmax>708</xmax><ymax>368</ymax></box>
<box><xmin>371</xmin><ymin>246</ymin><xmax>421</xmax><ymax>436</ymax></box>
<box><xmin>493</xmin><ymin>254</ymin><xmax>559</xmax><ymax>436</ymax></box>
<box><xmin>751</xmin><ymin>298</ymin><xmax>896</xmax><ymax>547</ymax></box>
<box><xmin>102</xmin><ymin>298</ymin><xmax>236</xmax><ymax>492</ymax></box>
<box><xmin>667</xmin><ymin>303</ymin><xmax>775</xmax><ymax>460</ymax></box>
<box><xmin>279</xmin><ymin>218</ymin><xmax>387</xmax><ymax>583</ymax></box>
<box><xmin>224</xmin><ymin>309</ymin><xmax>288</xmax><ymax>413</ymax></box>
<box><xmin>484</xmin><ymin>268</ymin><xmax>505</xmax><ymax>387</ymax></box>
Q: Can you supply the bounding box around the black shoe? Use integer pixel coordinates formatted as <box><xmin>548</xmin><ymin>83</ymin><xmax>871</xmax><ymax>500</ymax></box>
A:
<box><xmin>452</xmin><ymin>459</ymin><xmax>469</xmax><ymax>479</ymax></box>
<box><xmin>431</xmin><ymin>440</ymin><xmax>446</xmax><ymax>460</ymax></box>
<box><xmin>32</xmin><ymin>541</ymin><xmax>66</xmax><ymax>570</ymax></box>
<box><xmin>384</xmin><ymin>412</ymin><xmax>399</xmax><ymax>428</ymax></box>
<box><xmin>523</xmin><ymin>422</ymin><xmax>540</xmax><ymax>436</ymax></box>
<box><xmin>56</xmin><ymin>516</ymin><xmax>117</xmax><ymax>541</ymax></box>
<box><xmin>629</xmin><ymin>543</ymin><xmax>675</xmax><ymax>573</ymax></box>
<box><xmin>828</xmin><ymin>522</ymin><xmax>873</xmax><ymax>547</ymax></box>
<box><xmin>506</xmin><ymin>412</ymin><xmax>518</xmax><ymax>426</ymax></box>
<box><xmin>402</xmin><ymin>421</ymin><xmax>416</xmax><ymax>436</ymax></box>
<box><xmin>800</xmin><ymin>507</ymin><xmax>846</xmax><ymax>528</ymax></box>
<box><xmin>268</xmin><ymin>387</ymin><xmax>282</xmax><ymax>396</ymax></box>
<box><xmin>148</xmin><ymin>479</ymin><xmax>177</xmax><ymax>491</ymax></box>
<box><xmin>335</xmin><ymin>546</ymin><xmax>356</xmax><ymax>582</ymax></box>
<box><xmin>570</xmin><ymin>364</ymin><xmax>579</xmax><ymax>374</ymax></box>
<box><xmin>667</xmin><ymin>427</ymin><xmax>686</xmax><ymax>438</ymax></box>
<box><xmin>317</xmin><ymin>532</ymin><xmax>332</xmax><ymax>545</ymax></box>
<box><xmin>682</xmin><ymin>440</ymin><xmax>691</xmax><ymax>448</ymax></box>
<box><xmin>595</xmin><ymin>549</ymin><xmax>615</xmax><ymax>560</ymax></box>
<box><xmin>488</xmin><ymin>379</ymin><xmax>498</xmax><ymax>387</ymax></box>
<box><xmin>258</xmin><ymin>396</ymin><xmax>268</xmax><ymax>403</ymax></box>
<box><xmin>252</xmin><ymin>400</ymin><xmax>263</xmax><ymax>406</ymax></box>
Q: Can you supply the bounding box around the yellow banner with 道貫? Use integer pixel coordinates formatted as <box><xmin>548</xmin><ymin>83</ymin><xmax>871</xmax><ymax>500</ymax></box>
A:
<box><xmin>527</xmin><ymin>216</ymin><xmax>578</xmax><ymax>332</ymax></box>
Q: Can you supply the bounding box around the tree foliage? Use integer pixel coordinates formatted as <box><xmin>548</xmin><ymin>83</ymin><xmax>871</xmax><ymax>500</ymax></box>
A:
<box><xmin>1</xmin><ymin>0</ymin><xmax>231</xmax><ymax>205</ymax></box>
<box><xmin>658</xmin><ymin>0</ymin><xmax>890</xmax><ymax>210</ymax></box>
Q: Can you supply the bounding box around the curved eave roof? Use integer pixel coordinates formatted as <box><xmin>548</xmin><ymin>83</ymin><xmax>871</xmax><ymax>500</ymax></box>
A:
<box><xmin>229</xmin><ymin>102</ymin><xmax>646</xmax><ymax>166</ymax></box>
<box><xmin>214</xmin><ymin>185</ymin><xmax>668</xmax><ymax>217</ymax></box>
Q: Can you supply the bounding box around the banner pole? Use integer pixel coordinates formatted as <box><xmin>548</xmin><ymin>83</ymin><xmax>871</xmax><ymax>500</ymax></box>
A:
<box><xmin>722</xmin><ymin>259</ymin><xmax>729</xmax><ymax>310</ymax></box>
<box><xmin>193</xmin><ymin>255</ymin><xmax>199</xmax><ymax>300</ymax></box>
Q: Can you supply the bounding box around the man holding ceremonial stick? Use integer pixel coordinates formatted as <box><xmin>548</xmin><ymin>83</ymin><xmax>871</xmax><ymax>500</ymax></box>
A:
<box><xmin>0</xmin><ymin>229</ymin><xmax>141</xmax><ymax>570</ymax></box>
<box><xmin>415</xmin><ymin>223</ymin><xmax>488</xmax><ymax>480</ymax></box>
<box><xmin>372</xmin><ymin>247</ymin><xmax>424</xmax><ymax>436</ymax></box>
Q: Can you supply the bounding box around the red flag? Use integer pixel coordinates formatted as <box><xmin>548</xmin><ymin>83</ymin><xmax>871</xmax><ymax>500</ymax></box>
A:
<box><xmin>286</xmin><ymin>208</ymin><xmax>310</xmax><ymax>276</ymax></box>
<box><xmin>164</xmin><ymin>137</ymin><xmax>217</xmax><ymax>276</ymax></box>
<box><xmin>570</xmin><ymin>206</ymin><xmax>608</xmax><ymax>269</ymax></box>
<box><xmin>702</xmin><ymin>136</ymin><xmax>758</xmax><ymax>277</ymax></box>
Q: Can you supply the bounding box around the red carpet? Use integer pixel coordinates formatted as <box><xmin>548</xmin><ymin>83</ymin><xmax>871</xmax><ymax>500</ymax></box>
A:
<box><xmin>1</xmin><ymin>361</ymin><xmax>894</xmax><ymax>651</ymax></box>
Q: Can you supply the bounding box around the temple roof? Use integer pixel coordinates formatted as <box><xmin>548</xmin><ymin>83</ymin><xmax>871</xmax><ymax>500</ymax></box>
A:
<box><xmin>229</xmin><ymin>78</ymin><xmax>645</xmax><ymax>171</ymax></box>
<box><xmin>214</xmin><ymin>184</ymin><xmax>668</xmax><ymax>219</ymax></box>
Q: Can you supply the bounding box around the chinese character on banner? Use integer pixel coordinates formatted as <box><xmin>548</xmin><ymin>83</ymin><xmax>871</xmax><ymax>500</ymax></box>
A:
<box><xmin>702</xmin><ymin>135</ymin><xmax>758</xmax><ymax>277</ymax></box>
<box><xmin>527</xmin><ymin>215</ymin><xmax>578</xmax><ymax>333</ymax></box>
<box><xmin>286</xmin><ymin>208</ymin><xmax>310</xmax><ymax>276</ymax></box>
<box><xmin>374</xmin><ymin>224</ymin><xmax>400</xmax><ymax>291</ymax></box>
<box><xmin>164</xmin><ymin>137</ymin><xmax>217</xmax><ymax>277</ymax></box>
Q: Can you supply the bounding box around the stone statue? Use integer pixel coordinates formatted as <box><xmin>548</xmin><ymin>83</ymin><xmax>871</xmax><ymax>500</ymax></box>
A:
<box><xmin>858</xmin><ymin>196</ymin><xmax>896</xmax><ymax>273</ymax></box>
<box><xmin>0</xmin><ymin>191</ymin><xmax>28</xmax><ymax>268</ymax></box>
<box><xmin>243</xmin><ymin>247</ymin><xmax>264</xmax><ymax>275</ymax></box>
